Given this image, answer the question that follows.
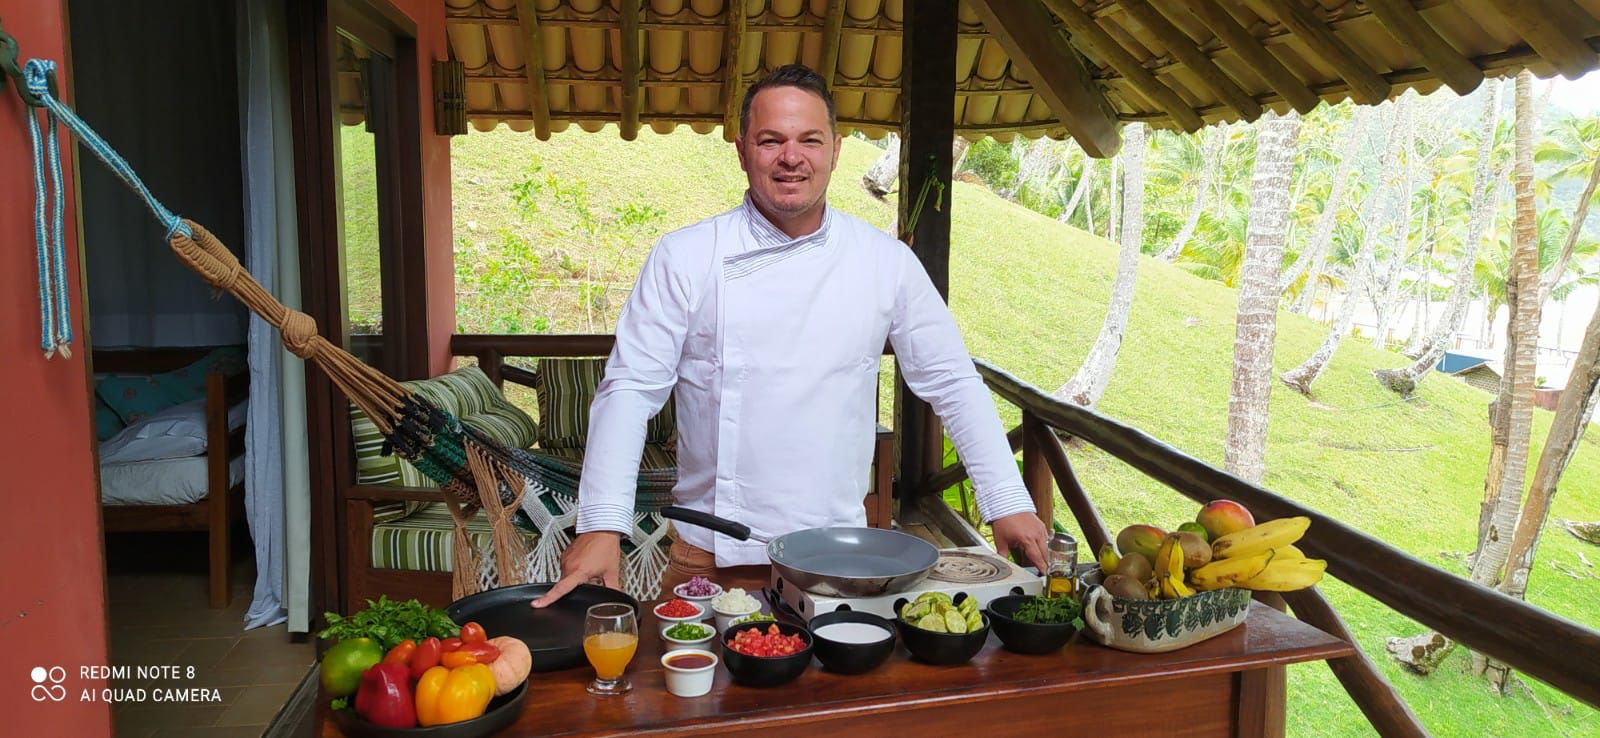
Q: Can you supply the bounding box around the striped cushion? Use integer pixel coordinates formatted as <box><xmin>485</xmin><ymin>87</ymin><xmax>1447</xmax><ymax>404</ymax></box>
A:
<box><xmin>538</xmin><ymin>442</ymin><xmax>677</xmax><ymax>471</ymax></box>
<box><xmin>535</xmin><ymin>358</ymin><xmax>675</xmax><ymax>448</ymax></box>
<box><xmin>370</xmin><ymin>502</ymin><xmax>540</xmax><ymax>572</ymax></box>
<box><xmin>351</xmin><ymin>365</ymin><xmax>539</xmax><ymax>520</ymax></box>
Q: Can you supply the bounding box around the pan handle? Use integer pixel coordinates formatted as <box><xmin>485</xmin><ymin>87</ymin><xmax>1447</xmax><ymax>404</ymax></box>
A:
<box><xmin>660</xmin><ymin>506</ymin><xmax>766</xmax><ymax>542</ymax></box>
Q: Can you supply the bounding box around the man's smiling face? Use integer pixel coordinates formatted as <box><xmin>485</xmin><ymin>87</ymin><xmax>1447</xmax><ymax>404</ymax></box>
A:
<box><xmin>736</xmin><ymin>85</ymin><xmax>841</xmax><ymax>232</ymax></box>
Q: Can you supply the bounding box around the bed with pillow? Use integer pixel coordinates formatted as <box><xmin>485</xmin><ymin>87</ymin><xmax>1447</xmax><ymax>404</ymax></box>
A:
<box><xmin>94</xmin><ymin>348</ymin><xmax>248</xmax><ymax>608</ymax></box>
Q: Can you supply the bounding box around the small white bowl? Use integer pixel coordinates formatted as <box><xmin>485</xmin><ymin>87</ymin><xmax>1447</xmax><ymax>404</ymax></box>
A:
<box><xmin>661</xmin><ymin>621</ymin><xmax>716</xmax><ymax>652</ymax></box>
<box><xmin>660</xmin><ymin>649</ymin><xmax>719</xmax><ymax>698</ymax></box>
<box><xmin>653</xmin><ymin>600</ymin><xmax>707</xmax><ymax>637</ymax></box>
<box><xmin>713</xmin><ymin>603</ymin><xmax>762</xmax><ymax>633</ymax></box>
<box><xmin>672</xmin><ymin>580</ymin><xmax>724</xmax><ymax>621</ymax></box>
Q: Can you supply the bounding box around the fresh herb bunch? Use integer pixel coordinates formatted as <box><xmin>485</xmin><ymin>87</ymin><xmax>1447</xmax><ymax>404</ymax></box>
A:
<box><xmin>1012</xmin><ymin>595</ymin><xmax>1082</xmax><ymax>625</ymax></box>
<box><xmin>318</xmin><ymin>596</ymin><xmax>460</xmax><ymax>650</ymax></box>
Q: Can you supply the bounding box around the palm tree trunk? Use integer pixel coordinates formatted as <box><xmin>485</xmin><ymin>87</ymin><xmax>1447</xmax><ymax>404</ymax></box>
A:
<box><xmin>1539</xmin><ymin>152</ymin><xmax>1600</xmax><ymax>304</ymax></box>
<box><xmin>1284</xmin><ymin>109</ymin><xmax>1370</xmax><ymax>298</ymax></box>
<box><xmin>1108</xmin><ymin>152</ymin><xmax>1120</xmax><ymax>242</ymax></box>
<box><xmin>1054</xmin><ymin>123</ymin><xmax>1147</xmax><ymax>408</ymax></box>
<box><xmin>1376</xmin><ymin>83</ymin><xmax>1504</xmax><ymax>396</ymax></box>
<box><xmin>862</xmin><ymin>134</ymin><xmax>900</xmax><ymax>198</ymax></box>
<box><xmin>1160</xmin><ymin>128</ymin><xmax>1223</xmax><ymax>262</ymax></box>
<box><xmin>1468</xmin><ymin>71</ymin><xmax>1544</xmax><ymax>682</ymax></box>
<box><xmin>1281</xmin><ymin>100</ymin><xmax>1410</xmax><ymax>395</ymax></box>
<box><xmin>1371</xmin><ymin>124</ymin><xmax>1419</xmax><ymax>349</ymax></box>
<box><xmin>1061</xmin><ymin>157</ymin><xmax>1094</xmax><ymax>224</ymax></box>
<box><xmin>1225</xmin><ymin>112</ymin><xmax>1302</xmax><ymax>484</ymax></box>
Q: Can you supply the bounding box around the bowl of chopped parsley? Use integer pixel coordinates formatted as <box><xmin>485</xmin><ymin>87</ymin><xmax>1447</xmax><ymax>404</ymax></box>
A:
<box><xmin>984</xmin><ymin>595</ymin><xmax>1081</xmax><ymax>655</ymax></box>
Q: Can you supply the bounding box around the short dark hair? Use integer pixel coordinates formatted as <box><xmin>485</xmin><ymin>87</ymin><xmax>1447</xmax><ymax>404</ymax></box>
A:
<box><xmin>738</xmin><ymin>64</ymin><xmax>837</xmax><ymax>138</ymax></box>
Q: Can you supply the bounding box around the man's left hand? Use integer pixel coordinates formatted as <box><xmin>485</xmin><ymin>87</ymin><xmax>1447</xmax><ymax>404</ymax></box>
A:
<box><xmin>991</xmin><ymin>512</ymin><xmax>1051</xmax><ymax>572</ymax></box>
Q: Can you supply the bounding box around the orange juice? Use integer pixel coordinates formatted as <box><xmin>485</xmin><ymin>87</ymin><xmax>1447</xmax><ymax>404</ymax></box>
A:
<box><xmin>583</xmin><ymin>632</ymin><xmax>638</xmax><ymax>679</ymax></box>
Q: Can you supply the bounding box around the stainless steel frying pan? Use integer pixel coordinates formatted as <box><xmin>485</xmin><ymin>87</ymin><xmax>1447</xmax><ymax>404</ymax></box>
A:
<box><xmin>660</xmin><ymin>505</ymin><xmax>939</xmax><ymax>598</ymax></box>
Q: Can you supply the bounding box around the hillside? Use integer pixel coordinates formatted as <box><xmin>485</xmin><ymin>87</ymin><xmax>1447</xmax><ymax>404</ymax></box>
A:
<box><xmin>450</xmin><ymin>127</ymin><xmax>1600</xmax><ymax>737</ymax></box>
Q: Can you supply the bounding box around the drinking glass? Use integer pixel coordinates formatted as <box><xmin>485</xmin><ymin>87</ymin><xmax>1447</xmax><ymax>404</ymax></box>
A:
<box><xmin>583</xmin><ymin>602</ymin><xmax>638</xmax><ymax>695</ymax></box>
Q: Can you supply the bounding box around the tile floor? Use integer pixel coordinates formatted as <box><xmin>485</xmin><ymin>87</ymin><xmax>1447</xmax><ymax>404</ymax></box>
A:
<box><xmin>106</xmin><ymin>532</ymin><xmax>315</xmax><ymax>738</ymax></box>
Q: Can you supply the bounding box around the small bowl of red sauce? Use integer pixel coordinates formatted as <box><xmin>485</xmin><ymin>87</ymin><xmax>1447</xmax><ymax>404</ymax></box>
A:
<box><xmin>660</xmin><ymin>649</ymin><xmax>719</xmax><ymax>697</ymax></box>
<box><xmin>654</xmin><ymin>599</ymin><xmax>707</xmax><ymax>637</ymax></box>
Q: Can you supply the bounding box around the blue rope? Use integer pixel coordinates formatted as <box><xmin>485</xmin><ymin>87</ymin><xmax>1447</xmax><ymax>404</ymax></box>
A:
<box><xmin>20</xmin><ymin>59</ymin><xmax>194</xmax><ymax>358</ymax></box>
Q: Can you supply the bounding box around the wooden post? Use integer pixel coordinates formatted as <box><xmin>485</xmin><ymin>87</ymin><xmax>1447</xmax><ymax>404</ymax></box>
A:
<box><xmin>1020</xmin><ymin>412</ymin><xmax>1054</xmax><ymax>527</ymax></box>
<box><xmin>1028</xmin><ymin>419</ymin><xmax>1113</xmax><ymax>553</ymax></box>
<box><xmin>514</xmin><ymin>0</ymin><xmax>553</xmax><ymax>140</ymax></box>
<box><xmin>1237</xmin><ymin>593</ymin><xmax>1288</xmax><ymax>738</ymax></box>
<box><xmin>894</xmin><ymin>0</ymin><xmax>957</xmax><ymax>505</ymax></box>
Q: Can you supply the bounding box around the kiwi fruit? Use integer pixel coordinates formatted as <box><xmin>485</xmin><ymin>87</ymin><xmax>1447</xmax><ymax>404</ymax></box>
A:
<box><xmin>1113</xmin><ymin>551</ymin><xmax>1153</xmax><ymax>582</ymax></box>
<box><xmin>1103</xmin><ymin>574</ymin><xmax>1149</xmax><ymax>600</ymax></box>
<box><xmin>1174</xmin><ymin>531</ymin><xmax>1213</xmax><ymax>569</ymax></box>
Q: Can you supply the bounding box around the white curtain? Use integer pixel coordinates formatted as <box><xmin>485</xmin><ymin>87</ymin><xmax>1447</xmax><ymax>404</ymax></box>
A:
<box><xmin>239</xmin><ymin>0</ymin><xmax>312</xmax><ymax>631</ymax></box>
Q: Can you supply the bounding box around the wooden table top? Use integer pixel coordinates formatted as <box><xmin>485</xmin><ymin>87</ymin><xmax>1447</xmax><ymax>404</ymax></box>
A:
<box><xmin>321</xmin><ymin>570</ymin><xmax>1353</xmax><ymax>737</ymax></box>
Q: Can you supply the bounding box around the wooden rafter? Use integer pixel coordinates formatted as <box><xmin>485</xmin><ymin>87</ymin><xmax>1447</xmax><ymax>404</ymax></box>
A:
<box><xmin>514</xmin><ymin>0</ymin><xmax>553</xmax><ymax>140</ymax></box>
<box><xmin>1274</xmin><ymin>0</ymin><xmax>1390</xmax><ymax>105</ymax></box>
<box><xmin>721</xmin><ymin>0</ymin><xmax>748</xmax><ymax>141</ymax></box>
<box><xmin>968</xmin><ymin>0</ymin><xmax>1121</xmax><ymax>157</ymax></box>
<box><xmin>1485</xmin><ymin>0</ymin><xmax>1598</xmax><ymax>80</ymax></box>
<box><xmin>1365</xmin><ymin>0</ymin><xmax>1482</xmax><ymax>95</ymax></box>
<box><xmin>619</xmin><ymin>0</ymin><xmax>643</xmax><ymax>140</ymax></box>
<box><xmin>1039</xmin><ymin>0</ymin><xmax>1203</xmax><ymax>132</ymax></box>
<box><xmin>1172</xmin><ymin>0</ymin><xmax>1318</xmax><ymax>114</ymax></box>
<box><xmin>1117</xmin><ymin>0</ymin><xmax>1259</xmax><ymax>120</ymax></box>
<box><xmin>818</xmin><ymin>0</ymin><xmax>846</xmax><ymax>91</ymax></box>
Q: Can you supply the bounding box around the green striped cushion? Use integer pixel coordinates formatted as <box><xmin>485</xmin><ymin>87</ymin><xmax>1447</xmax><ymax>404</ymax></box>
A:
<box><xmin>370</xmin><ymin>502</ymin><xmax>540</xmax><ymax>572</ymax></box>
<box><xmin>537</xmin><ymin>442</ymin><xmax>677</xmax><ymax>471</ymax></box>
<box><xmin>351</xmin><ymin>365</ymin><xmax>539</xmax><ymax>518</ymax></box>
<box><xmin>535</xmin><ymin>358</ymin><xmax>675</xmax><ymax>448</ymax></box>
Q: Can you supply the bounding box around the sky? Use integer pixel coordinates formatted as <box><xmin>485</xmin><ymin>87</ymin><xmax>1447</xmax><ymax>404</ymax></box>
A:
<box><xmin>1547</xmin><ymin>70</ymin><xmax>1600</xmax><ymax>116</ymax></box>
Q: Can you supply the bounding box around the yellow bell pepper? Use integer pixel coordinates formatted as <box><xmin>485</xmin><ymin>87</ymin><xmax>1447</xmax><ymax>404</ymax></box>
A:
<box><xmin>413</xmin><ymin>663</ymin><xmax>495</xmax><ymax>726</ymax></box>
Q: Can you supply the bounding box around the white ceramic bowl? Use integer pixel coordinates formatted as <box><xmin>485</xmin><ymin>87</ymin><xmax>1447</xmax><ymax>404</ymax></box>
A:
<box><xmin>672</xmin><ymin>580</ymin><xmax>724</xmax><ymax>621</ymax></box>
<box><xmin>660</xmin><ymin>649</ymin><xmax>719</xmax><ymax>698</ymax></box>
<box><xmin>653</xmin><ymin>600</ymin><xmax>707</xmax><ymax>637</ymax></box>
<box><xmin>661</xmin><ymin>622</ymin><xmax>716</xmax><ymax>652</ymax></box>
<box><xmin>712</xmin><ymin>602</ymin><xmax>762</xmax><ymax>633</ymax></box>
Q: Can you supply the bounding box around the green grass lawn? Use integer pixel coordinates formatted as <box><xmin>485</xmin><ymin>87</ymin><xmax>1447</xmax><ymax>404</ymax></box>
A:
<box><xmin>449</xmin><ymin>126</ymin><xmax>1600</xmax><ymax>737</ymax></box>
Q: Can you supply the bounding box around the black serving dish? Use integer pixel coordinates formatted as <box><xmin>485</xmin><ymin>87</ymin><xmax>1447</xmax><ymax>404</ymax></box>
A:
<box><xmin>985</xmin><ymin>594</ymin><xmax>1079</xmax><ymax>655</ymax></box>
<box><xmin>329</xmin><ymin>680</ymin><xmax>527</xmax><ymax>738</ymax></box>
<box><xmin>445</xmin><ymin>582</ymin><xmax>637</xmax><ymax>672</ymax></box>
<box><xmin>892</xmin><ymin>594</ymin><xmax>990</xmax><ymax>666</ymax></box>
<box><xmin>720</xmin><ymin>621</ymin><xmax>814</xmax><ymax>687</ymax></box>
<box><xmin>808</xmin><ymin>609</ymin><xmax>897</xmax><ymax>674</ymax></box>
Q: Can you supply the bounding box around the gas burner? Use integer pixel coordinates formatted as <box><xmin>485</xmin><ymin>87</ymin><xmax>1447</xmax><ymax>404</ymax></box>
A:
<box><xmin>927</xmin><ymin>550</ymin><xmax>1010</xmax><ymax>584</ymax></box>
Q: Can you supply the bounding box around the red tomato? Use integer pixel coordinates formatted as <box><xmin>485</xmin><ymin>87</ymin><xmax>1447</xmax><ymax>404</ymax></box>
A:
<box><xmin>440</xmin><ymin>650</ymin><xmax>479</xmax><ymax>669</ymax></box>
<box><xmin>456</xmin><ymin>641</ymin><xmax>500</xmax><ymax>664</ymax></box>
<box><xmin>441</xmin><ymin>637</ymin><xmax>463</xmax><ymax>652</ymax></box>
<box><xmin>460</xmin><ymin>622</ymin><xmax>487</xmax><ymax>644</ymax></box>
<box><xmin>410</xmin><ymin>637</ymin><xmax>442</xmax><ymax>680</ymax></box>
<box><xmin>727</xmin><ymin>624</ymin><xmax>806</xmax><ymax>657</ymax></box>
<box><xmin>382</xmin><ymin>639</ymin><xmax>416</xmax><ymax>667</ymax></box>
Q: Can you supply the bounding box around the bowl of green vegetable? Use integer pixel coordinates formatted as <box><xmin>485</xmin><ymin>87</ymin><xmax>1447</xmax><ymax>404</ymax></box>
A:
<box><xmin>984</xmin><ymin>595</ymin><xmax>1080</xmax><ymax>655</ymax></box>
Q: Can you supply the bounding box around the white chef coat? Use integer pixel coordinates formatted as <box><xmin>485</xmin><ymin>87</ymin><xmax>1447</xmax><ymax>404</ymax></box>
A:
<box><xmin>574</xmin><ymin>194</ymin><xmax>1034</xmax><ymax>566</ymax></box>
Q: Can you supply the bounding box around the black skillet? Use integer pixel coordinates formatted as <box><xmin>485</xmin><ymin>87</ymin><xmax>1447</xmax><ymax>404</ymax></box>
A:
<box><xmin>445</xmin><ymin>582</ymin><xmax>638</xmax><ymax>672</ymax></box>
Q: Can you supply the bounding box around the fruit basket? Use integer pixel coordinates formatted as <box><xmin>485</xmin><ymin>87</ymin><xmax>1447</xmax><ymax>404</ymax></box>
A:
<box><xmin>1081</xmin><ymin>583</ymin><xmax>1251</xmax><ymax>654</ymax></box>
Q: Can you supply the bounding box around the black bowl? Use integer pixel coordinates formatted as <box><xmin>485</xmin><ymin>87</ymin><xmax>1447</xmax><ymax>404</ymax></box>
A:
<box><xmin>329</xmin><ymin>680</ymin><xmax>527</xmax><ymax>738</ymax></box>
<box><xmin>721</xmin><ymin>621</ymin><xmax>814</xmax><ymax>687</ymax></box>
<box><xmin>808</xmin><ymin>609</ymin><xmax>897</xmax><ymax>674</ymax></box>
<box><xmin>985</xmin><ymin>595</ymin><xmax>1079</xmax><ymax>655</ymax></box>
<box><xmin>892</xmin><ymin>595</ymin><xmax>990</xmax><ymax>666</ymax></box>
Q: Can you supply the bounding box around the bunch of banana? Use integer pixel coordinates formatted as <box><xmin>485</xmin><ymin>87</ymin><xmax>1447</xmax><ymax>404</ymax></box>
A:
<box><xmin>1153</xmin><ymin>535</ymin><xmax>1195</xmax><ymax>599</ymax></box>
<box><xmin>1188</xmin><ymin>516</ymin><xmax>1327</xmax><ymax>592</ymax></box>
<box><xmin>900</xmin><ymin>591</ymin><xmax>984</xmax><ymax>634</ymax></box>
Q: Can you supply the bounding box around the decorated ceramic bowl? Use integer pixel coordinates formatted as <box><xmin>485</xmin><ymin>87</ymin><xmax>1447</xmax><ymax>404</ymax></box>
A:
<box><xmin>1081</xmin><ymin>585</ymin><xmax>1251</xmax><ymax>654</ymax></box>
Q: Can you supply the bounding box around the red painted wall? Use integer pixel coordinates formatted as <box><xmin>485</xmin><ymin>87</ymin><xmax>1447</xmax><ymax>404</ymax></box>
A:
<box><xmin>0</xmin><ymin>2</ymin><xmax>111</xmax><ymax>735</ymax></box>
<box><xmin>390</xmin><ymin>0</ymin><xmax>456</xmax><ymax>376</ymax></box>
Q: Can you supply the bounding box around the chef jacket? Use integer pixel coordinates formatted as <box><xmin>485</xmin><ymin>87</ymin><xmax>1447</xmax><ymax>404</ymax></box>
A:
<box><xmin>575</xmin><ymin>194</ymin><xmax>1035</xmax><ymax>566</ymax></box>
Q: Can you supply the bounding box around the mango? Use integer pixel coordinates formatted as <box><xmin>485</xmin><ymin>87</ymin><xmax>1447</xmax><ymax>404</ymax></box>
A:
<box><xmin>1115</xmin><ymin>524</ymin><xmax>1167</xmax><ymax>568</ymax></box>
<box><xmin>1196</xmin><ymin>500</ymin><xmax>1255</xmax><ymax>541</ymax></box>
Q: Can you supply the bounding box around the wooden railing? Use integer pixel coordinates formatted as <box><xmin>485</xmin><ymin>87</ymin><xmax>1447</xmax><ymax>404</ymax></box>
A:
<box><xmin>917</xmin><ymin>358</ymin><xmax>1600</xmax><ymax>734</ymax></box>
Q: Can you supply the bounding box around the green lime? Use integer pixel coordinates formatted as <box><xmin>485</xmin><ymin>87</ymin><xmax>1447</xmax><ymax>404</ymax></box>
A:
<box><xmin>320</xmin><ymin>637</ymin><xmax>383</xmax><ymax>697</ymax></box>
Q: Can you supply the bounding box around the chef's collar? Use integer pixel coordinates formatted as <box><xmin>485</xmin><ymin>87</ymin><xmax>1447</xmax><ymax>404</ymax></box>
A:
<box><xmin>741</xmin><ymin>191</ymin><xmax>834</xmax><ymax>249</ymax></box>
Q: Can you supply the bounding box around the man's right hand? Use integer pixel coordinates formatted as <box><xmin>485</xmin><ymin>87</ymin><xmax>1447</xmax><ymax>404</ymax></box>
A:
<box><xmin>530</xmin><ymin>531</ymin><xmax>623</xmax><ymax>608</ymax></box>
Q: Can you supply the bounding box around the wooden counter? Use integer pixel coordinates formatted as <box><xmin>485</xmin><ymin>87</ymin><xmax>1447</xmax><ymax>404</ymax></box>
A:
<box><xmin>321</xmin><ymin>571</ymin><xmax>1353</xmax><ymax>737</ymax></box>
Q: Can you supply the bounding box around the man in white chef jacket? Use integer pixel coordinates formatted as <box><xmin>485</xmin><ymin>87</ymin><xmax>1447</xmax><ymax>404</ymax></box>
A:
<box><xmin>534</xmin><ymin>65</ymin><xmax>1048</xmax><ymax>607</ymax></box>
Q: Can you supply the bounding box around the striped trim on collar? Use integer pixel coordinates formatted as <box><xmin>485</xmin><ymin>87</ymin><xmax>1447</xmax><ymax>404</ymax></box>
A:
<box><xmin>725</xmin><ymin>192</ymin><xmax>834</xmax><ymax>280</ymax></box>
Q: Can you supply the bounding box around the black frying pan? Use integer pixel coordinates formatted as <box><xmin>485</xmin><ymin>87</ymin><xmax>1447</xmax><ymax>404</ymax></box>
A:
<box><xmin>661</xmin><ymin>506</ymin><xmax>939</xmax><ymax>598</ymax></box>
<box><xmin>446</xmin><ymin>583</ymin><xmax>638</xmax><ymax>672</ymax></box>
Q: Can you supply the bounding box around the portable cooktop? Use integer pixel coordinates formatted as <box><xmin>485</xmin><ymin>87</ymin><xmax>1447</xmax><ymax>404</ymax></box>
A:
<box><xmin>769</xmin><ymin>546</ymin><xmax>1044</xmax><ymax>621</ymax></box>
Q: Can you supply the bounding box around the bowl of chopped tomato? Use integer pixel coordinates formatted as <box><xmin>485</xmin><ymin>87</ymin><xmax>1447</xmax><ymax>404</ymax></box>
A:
<box><xmin>720</xmin><ymin>621</ymin><xmax>813</xmax><ymax>687</ymax></box>
<box><xmin>653</xmin><ymin>599</ymin><xmax>707</xmax><ymax>637</ymax></box>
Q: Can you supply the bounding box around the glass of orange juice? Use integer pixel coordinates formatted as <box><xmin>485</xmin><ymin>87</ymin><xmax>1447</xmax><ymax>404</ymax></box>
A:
<box><xmin>583</xmin><ymin>602</ymin><xmax>638</xmax><ymax>695</ymax></box>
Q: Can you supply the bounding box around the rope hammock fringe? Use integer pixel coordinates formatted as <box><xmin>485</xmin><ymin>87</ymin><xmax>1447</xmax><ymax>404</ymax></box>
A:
<box><xmin>13</xmin><ymin>51</ymin><xmax>675</xmax><ymax>601</ymax></box>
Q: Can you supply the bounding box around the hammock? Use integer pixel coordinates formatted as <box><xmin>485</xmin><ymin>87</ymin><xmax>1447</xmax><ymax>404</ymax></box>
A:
<box><xmin>8</xmin><ymin>53</ymin><xmax>676</xmax><ymax>601</ymax></box>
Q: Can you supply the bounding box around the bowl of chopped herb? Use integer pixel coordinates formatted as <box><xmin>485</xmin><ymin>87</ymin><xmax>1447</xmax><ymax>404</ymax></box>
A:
<box><xmin>984</xmin><ymin>595</ymin><xmax>1081</xmax><ymax>655</ymax></box>
<box><xmin>662</xmin><ymin>622</ymin><xmax>716</xmax><ymax>652</ymax></box>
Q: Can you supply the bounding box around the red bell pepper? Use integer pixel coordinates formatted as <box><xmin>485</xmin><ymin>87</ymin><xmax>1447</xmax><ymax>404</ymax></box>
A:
<box><xmin>411</xmin><ymin>637</ymin><xmax>442</xmax><ymax>680</ymax></box>
<box><xmin>354</xmin><ymin>663</ymin><xmax>416</xmax><ymax>729</ymax></box>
